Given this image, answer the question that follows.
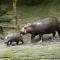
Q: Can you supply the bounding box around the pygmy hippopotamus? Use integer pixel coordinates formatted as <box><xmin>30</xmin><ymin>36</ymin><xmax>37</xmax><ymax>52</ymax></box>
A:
<box><xmin>20</xmin><ymin>16</ymin><xmax>60</xmax><ymax>43</ymax></box>
<box><xmin>4</xmin><ymin>32</ymin><xmax>24</xmax><ymax>46</ymax></box>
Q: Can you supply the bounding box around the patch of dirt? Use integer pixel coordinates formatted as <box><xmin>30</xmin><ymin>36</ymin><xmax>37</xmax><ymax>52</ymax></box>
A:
<box><xmin>0</xmin><ymin>32</ymin><xmax>60</xmax><ymax>49</ymax></box>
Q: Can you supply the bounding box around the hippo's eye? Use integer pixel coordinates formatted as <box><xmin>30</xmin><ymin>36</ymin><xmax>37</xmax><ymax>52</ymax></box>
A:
<box><xmin>24</xmin><ymin>27</ymin><xmax>27</xmax><ymax>29</ymax></box>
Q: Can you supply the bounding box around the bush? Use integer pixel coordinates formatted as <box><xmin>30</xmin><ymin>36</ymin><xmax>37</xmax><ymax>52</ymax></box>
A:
<box><xmin>0</xmin><ymin>0</ymin><xmax>60</xmax><ymax>6</ymax></box>
<box><xmin>17</xmin><ymin>0</ymin><xmax>60</xmax><ymax>6</ymax></box>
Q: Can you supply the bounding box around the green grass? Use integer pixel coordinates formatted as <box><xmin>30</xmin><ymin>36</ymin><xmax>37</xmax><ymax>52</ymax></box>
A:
<box><xmin>0</xmin><ymin>0</ymin><xmax>60</xmax><ymax>26</ymax></box>
<box><xmin>17</xmin><ymin>4</ymin><xmax>60</xmax><ymax>19</ymax></box>
<box><xmin>1</xmin><ymin>3</ymin><xmax>60</xmax><ymax>27</ymax></box>
<box><xmin>15</xmin><ymin>4</ymin><xmax>60</xmax><ymax>26</ymax></box>
<box><xmin>0</xmin><ymin>44</ymin><xmax>60</xmax><ymax>60</ymax></box>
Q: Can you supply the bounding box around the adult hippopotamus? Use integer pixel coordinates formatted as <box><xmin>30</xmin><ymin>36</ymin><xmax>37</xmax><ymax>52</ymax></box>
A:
<box><xmin>20</xmin><ymin>16</ymin><xmax>60</xmax><ymax>43</ymax></box>
<box><xmin>4</xmin><ymin>32</ymin><xmax>24</xmax><ymax>46</ymax></box>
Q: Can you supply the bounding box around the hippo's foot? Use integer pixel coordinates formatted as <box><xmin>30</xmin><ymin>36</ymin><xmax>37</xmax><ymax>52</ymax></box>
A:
<box><xmin>21</xmin><ymin>40</ymin><xmax>24</xmax><ymax>44</ymax></box>
<box><xmin>18</xmin><ymin>41</ymin><xmax>24</xmax><ymax>45</ymax></box>
<box><xmin>51</xmin><ymin>36</ymin><xmax>56</xmax><ymax>41</ymax></box>
<box><xmin>5</xmin><ymin>42</ymin><xmax>10</xmax><ymax>47</ymax></box>
<box><xmin>6</xmin><ymin>43</ymin><xmax>10</xmax><ymax>47</ymax></box>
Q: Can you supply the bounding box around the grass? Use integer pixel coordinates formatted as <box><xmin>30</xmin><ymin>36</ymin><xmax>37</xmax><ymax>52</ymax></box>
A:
<box><xmin>0</xmin><ymin>44</ymin><xmax>60</xmax><ymax>60</ymax></box>
<box><xmin>17</xmin><ymin>4</ymin><xmax>60</xmax><ymax>21</ymax></box>
<box><xmin>0</xmin><ymin>3</ymin><xmax>60</xmax><ymax>28</ymax></box>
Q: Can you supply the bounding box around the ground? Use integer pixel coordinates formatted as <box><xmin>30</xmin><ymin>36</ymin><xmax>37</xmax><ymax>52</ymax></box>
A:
<box><xmin>0</xmin><ymin>33</ymin><xmax>60</xmax><ymax>60</ymax></box>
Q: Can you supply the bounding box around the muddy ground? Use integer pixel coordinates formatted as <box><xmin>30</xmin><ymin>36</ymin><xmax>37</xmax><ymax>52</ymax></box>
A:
<box><xmin>0</xmin><ymin>32</ymin><xmax>60</xmax><ymax>48</ymax></box>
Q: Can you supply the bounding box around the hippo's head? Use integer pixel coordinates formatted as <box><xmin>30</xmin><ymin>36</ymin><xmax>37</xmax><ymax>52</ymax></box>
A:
<box><xmin>4</xmin><ymin>34</ymin><xmax>13</xmax><ymax>45</ymax></box>
<box><xmin>20</xmin><ymin>23</ymin><xmax>34</xmax><ymax>35</ymax></box>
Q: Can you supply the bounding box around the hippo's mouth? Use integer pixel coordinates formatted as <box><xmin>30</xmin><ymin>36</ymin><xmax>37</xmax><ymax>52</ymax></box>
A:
<box><xmin>20</xmin><ymin>31</ymin><xmax>27</xmax><ymax>35</ymax></box>
<box><xmin>20</xmin><ymin>28</ymin><xmax>27</xmax><ymax>35</ymax></box>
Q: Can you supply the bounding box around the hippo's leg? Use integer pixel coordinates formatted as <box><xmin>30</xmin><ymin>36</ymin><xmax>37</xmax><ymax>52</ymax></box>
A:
<box><xmin>39</xmin><ymin>34</ymin><xmax>43</xmax><ymax>40</ymax></box>
<box><xmin>52</xmin><ymin>31</ymin><xmax>56</xmax><ymax>40</ymax></box>
<box><xmin>6</xmin><ymin>42</ymin><xmax>9</xmax><ymax>46</ymax></box>
<box><xmin>52</xmin><ymin>31</ymin><xmax>56</xmax><ymax>37</ymax></box>
<box><xmin>31</xmin><ymin>34</ymin><xmax>36</xmax><ymax>43</ymax></box>
<box><xmin>57</xmin><ymin>29</ymin><xmax>60</xmax><ymax>36</ymax></box>
<box><xmin>10</xmin><ymin>41</ymin><xmax>12</xmax><ymax>45</ymax></box>
<box><xmin>16</xmin><ymin>41</ymin><xmax>19</xmax><ymax>45</ymax></box>
<box><xmin>20</xmin><ymin>39</ymin><xmax>24</xmax><ymax>44</ymax></box>
<box><xmin>37</xmin><ymin>34</ymin><xmax>43</xmax><ymax>43</ymax></box>
<box><xmin>39</xmin><ymin>34</ymin><xmax>42</xmax><ymax>39</ymax></box>
<box><xmin>6</xmin><ymin>41</ymin><xmax>10</xmax><ymax>46</ymax></box>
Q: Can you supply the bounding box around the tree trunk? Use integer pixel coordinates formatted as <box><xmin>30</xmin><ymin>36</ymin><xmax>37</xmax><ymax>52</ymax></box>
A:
<box><xmin>13</xmin><ymin>0</ymin><xmax>19</xmax><ymax>31</ymax></box>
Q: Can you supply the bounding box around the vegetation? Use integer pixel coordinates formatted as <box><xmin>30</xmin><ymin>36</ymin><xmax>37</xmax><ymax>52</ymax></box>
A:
<box><xmin>0</xmin><ymin>44</ymin><xmax>60</xmax><ymax>60</ymax></box>
<box><xmin>0</xmin><ymin>0</ymin><xmax>60</xmax><ymax>6</ymax></box>
<box><xmin>0</xmin><ymin>0</ymin><xmax>60</xmax><ymax>24</ymax></box>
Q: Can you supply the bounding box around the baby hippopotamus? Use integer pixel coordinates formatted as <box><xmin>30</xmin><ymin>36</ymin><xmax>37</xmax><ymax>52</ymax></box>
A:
<box><xmin>4</xmin><ymin>32</ymin><xmax>24</xmax><ymax>46</ymax></box>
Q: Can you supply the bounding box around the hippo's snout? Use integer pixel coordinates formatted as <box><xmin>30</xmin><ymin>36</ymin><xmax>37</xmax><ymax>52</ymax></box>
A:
<box><xmin>20</xmin><ymin>28</ymin><xmax>27</xmax><ymax>35</ymax></box>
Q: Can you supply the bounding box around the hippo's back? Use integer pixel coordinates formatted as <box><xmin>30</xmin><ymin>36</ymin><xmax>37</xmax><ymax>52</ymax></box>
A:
<box><xmin>32</xmin><ymin>16</ymin><xmax>59</xmax><ymax>34</ymax></box>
